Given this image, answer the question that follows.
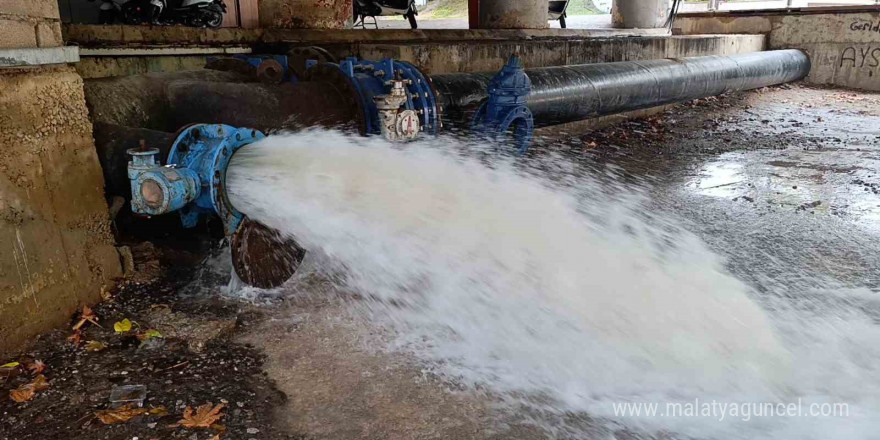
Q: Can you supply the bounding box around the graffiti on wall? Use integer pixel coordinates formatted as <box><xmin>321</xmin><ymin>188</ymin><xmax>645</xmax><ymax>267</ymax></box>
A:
<box><xmin>850</xmin><ymin>19</ymin><xmax>880</xmax><ymax>35</ymax></box>
<box><xmin>839</xmin><ymin>46</ymin><xmax>880</xmax><ymax>75</ymax></box>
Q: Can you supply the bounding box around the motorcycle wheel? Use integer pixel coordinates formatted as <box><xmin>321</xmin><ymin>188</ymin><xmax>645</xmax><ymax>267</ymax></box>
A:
<box><xmin>203</xmin><ymin>4</ymin><xmax>224</xmax><ymax>29</ymax></box>
<box><xmin>98</xmin><ymin>9</ymin><xmax>117</xmax><ymax>24</ymax></box>
<box><xmin>121</xmin><ymin>6</ymin><xmax>143</xmax><ymax>25</ymax></box>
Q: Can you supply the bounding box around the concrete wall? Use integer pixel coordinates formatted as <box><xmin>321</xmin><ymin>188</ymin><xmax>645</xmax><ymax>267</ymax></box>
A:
<box><xmin>63</xmin><ymin>24</ymin><xmax>765</xmax><ymax>77</ymax></box>
<box><xmin>0</xmin><ymin>0</ymin><xmax>64</xmax><ymax>48</ymax></box>
<box><xmin>77</xmin><ymin>54</ymin><xmax>217</xmax><ymax>79</ymax></box>
<box><xmin>355</xmin><ymin>34</ymin><xmax>765</xmax><ymax>74</ymax></box>
<box><xmin>674</xmin><ymin>7</ymin><xmax>880</xmax><ymax>90</ymax></box>
<box><xmin>259</xmin><ymin>0</ymin><xmax>352</xmax><ymax>29</ymax></box>
<box><xmin>1</xmin><ymin>0</ymin><xmax>122</xmax><ymax>355</ymax></box>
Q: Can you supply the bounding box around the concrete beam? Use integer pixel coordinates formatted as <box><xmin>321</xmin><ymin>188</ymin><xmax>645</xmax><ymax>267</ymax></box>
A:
<box><xmin>0</xmin><ymin>46</ymin><xmax>79</xmax><ymax>68</ymax></box>
<box><xmin>79</xmin><ymin>46</ymin><xmax>252</xmax><ymax>57</ymax></box>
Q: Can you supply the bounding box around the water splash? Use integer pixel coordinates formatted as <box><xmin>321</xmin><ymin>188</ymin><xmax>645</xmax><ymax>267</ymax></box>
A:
<box><xmin>224</xmin><ymin>130</ymin><xmax>878</xmax><ymax>439</ymax></box>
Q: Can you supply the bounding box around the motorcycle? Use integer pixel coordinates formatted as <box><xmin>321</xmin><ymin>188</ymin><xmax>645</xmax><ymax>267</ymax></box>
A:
<box><xmin>157</xmin><ymin>0</ymin><xmax>227</xmax><ymax>28</ymax></box>
<box><xmin>90</xmin><ymin>0</ymin><xmax>226</xmax><ymax>28</ymax></box>
<box><xmin>353</xmin><ymin>0</ymin><xmax>419</xmax><ymax>29</ymax></box>
<box><xmin>548</xmin><ymin>0</ymin><xmax>571</xmax><ymax>28</ymax></box>
<box><xmin>88</xmin><ymin>0</ymin><xmax>130</xmax><ymax>24</ymax></box>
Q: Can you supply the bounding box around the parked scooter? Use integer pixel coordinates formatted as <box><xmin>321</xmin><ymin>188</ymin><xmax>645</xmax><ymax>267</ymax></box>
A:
<box><xmin>88</xmin><ymin>0</ymin><xmax>132</xmax><ymax>24</ymax></box>
<box><xmin>548</xmin><ymin>0</ymin><xmax>571</xmax><ymax>28</ymax></box>
<box><xmin>353</xmin><ymin>0</ymin><xmax>419</xmax><ymax>29</ymax></box>
<box><xmin>89</xmin><ymin>0</ymin><xmax>225</xmax><ymax>28</ymax></box>
<box><xmin>157</xmin><ymin>0</ymin><xmax>227</xmax><ymax>28</ymax></box>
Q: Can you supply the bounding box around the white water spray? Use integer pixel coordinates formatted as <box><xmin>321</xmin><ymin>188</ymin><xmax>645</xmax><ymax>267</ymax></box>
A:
<box><xmin>225</xmin><ymin>130</ymin><xmax>879</xmax><ymax>439</ymax></box>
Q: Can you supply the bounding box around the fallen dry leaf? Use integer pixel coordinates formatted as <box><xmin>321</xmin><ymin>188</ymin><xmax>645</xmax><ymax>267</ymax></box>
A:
<box><xmin>9</xmin><ymin>374</ymin><xmax>49</xmax><ymax>403</ymax></box>
<box><xmin>85</xmin><ymin>341</ymin><xmax>107</xmax><ymax>352</ymax></box>
<box><xmin>149</xmin><ymin>406</ymin><xmax>169</xmax><ymax>416</ymax></box>
<box><xmin>174</xmin><ymin>402</ymin><xmax>225</xmax><ymax>429</ymax></box>
<box><xmin>26</xmin><ymin>360</ymin><xmax>46</xmax><ymax>375</ymax></box>
<box><xmin>1</xmin><ymin>365</ymin><xmax>21</xmax><ymax>386</ymax></box>
<box><xmin>95</xmin><ymin>403</ymin><xmax>149</xmax><ymax>425</ymax></box>
<box><xmin>67</xmin><ymin>331</ymin><xmax>84</xmax><ymax>347</ymax></box>
<box><xmin>0</xmin><ymin>362</ymin><xmax>20</xmax><ymax>381</ymax></box>
<box><xmin>208</xmin><ymin>434</ymin><xmax>222</xmax><ymax>440</ymax></box>
<box><xmin>114</xmin><ymin>318</ymin><xmax>132</xmax><ymax>333</ymax></box>
<box><xmin>137</xmin><ymin>329</ymin><xmax>163</xmax><ymax>341</ymax></box>
<box><xmin>73</xmin><ymin>305</ymin><xmax>101</xmax><ymax>331</ymax></box>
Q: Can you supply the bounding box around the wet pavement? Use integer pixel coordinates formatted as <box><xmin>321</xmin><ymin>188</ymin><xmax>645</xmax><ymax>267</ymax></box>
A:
<box><xmin>557</xmin><ymin>86</ymin><xmax>880</xmax><ymax>296</ymax></box>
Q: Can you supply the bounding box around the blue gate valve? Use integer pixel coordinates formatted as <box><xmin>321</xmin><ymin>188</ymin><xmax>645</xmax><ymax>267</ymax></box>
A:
<box><xmin>472</xmin><ymin>55</ymin><xmax>534</xmax><ymax>155</ymax></box>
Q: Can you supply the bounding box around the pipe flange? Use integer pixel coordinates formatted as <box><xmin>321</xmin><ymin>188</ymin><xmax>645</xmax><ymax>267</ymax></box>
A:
<box><xmin>257</xmin><ymin>59</ymin><xmax>285</xmax><ymax>84</ymax></box>
<box><xmin>167</xmin><ymin>124</ymin><xmax>266</xmax><ymax>235</ymax></box>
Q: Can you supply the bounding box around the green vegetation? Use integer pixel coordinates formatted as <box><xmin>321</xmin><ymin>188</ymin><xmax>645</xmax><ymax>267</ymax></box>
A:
<box><xmin>566</xmin><ymin>0</ymin><xmax>602</xmax><ymax>16</ymax></box>
<box><xmin>422</xmin><ymin>0</ymin><xmax>468</xmax><ymax>19</ymax></box>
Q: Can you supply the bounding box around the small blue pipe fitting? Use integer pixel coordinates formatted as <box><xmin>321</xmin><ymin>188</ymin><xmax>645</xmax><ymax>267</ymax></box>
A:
<box><xmin>128</xmin><ymin>148</ymin><xmax>200</xmax><ymax>216</ymax></box>
<box><xmin>472</xmin><ymin>55</ymin><xmax>534</xmax><ymax>155</ymax></box>
<box><xmin>128</xmin><ymin>124</ymin><xmax>265</xmax><ymax>236</ymax></box>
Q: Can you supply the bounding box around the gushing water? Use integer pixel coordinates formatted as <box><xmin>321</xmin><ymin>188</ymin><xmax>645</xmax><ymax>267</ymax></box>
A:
<box><xmin>225</xmin><ymin>130</ymin><xmax>880</xmax><ymax>439</ymax></box>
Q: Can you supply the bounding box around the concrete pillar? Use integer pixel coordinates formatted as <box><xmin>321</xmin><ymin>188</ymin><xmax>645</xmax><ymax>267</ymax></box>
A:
<box><xmin>477</xmin><ymin>0</ymin><xmax>548</xmax><ymax>29</ymax></box>
<box><xmin>0</xmin><ymin>0</ymin><xmax>122</xmax><ymax>355</ymax></box>
<box><xmin>259</xmin><ymin>0</ymin><xmax>352</xmax><ymax>29</ymax></box>
<box><xmin>612</xmin><ymin>0</ymin><xmax>671</xmax><ymax>29</ymax></box>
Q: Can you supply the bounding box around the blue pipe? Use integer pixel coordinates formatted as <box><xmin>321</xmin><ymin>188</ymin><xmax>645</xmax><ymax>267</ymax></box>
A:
<box><xmin>128</xmin><ymin>124</ymin><xmax>265</xmax><ymax>236</ymax></box>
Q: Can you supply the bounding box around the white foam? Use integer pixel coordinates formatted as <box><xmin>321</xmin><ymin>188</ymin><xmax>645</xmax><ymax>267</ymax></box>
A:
<box><xmin>225</xmin><ymin>130</ymin><xmax>879</xmax><ymax>439</ymax></box>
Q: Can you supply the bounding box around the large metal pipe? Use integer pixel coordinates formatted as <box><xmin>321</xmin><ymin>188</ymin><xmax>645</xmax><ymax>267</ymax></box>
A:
<box><xmin>84</xmin><ymin>70</ymin><xmax>256</xmax><ymax>131</ymax></box>
<box><xmin>433</xmin><ymin>50</ymin><xmax>810</xmax><ymax>128</ymax></box>
<box><xmin>166</xmin><ymin>80</ymin><xmax>359</xmax><ymax>132</ymax></box>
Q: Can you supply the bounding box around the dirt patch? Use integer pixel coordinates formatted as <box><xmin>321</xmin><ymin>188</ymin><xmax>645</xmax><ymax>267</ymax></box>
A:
<box><xmin>0</xmin><ymin>244</ymin><xmax>298</xmax><ymax>440</ymax></box>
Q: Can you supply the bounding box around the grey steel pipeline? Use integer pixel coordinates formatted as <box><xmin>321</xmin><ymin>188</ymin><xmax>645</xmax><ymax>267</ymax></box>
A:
<box><xmin>432</xmin><ymin>49</ymin><xmax>811</xmax><ymax>128</ymax></box>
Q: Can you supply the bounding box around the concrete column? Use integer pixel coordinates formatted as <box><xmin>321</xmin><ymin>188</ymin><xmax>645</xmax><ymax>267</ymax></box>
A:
<box><xmin>477</xmin><ymin>0</ymin><xmax>548</xmax><ymax>29</ymax></box>
<box><xmin>1</xmin><ymin>0</ymin><xmax>121</xmax><ymax>355</ymax></box>
<box><xmin>259</xmin><ymin>0</ymin><xmax>352</xmax><ymax>29</ymax></box>
<box><xmin>612</xmin><ymin>0</ymin><xmax>671</xmax><ymax>29</ymax></box>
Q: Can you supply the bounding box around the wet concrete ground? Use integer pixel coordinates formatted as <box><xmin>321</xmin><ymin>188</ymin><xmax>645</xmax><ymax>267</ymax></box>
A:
<box><xmin>2</xmin><ymin>83</ymin><xmax>879</xmax><ymax>440</ymax></box>
<box><xmin>566</xmin><ymin>85</ymin><xmax>880</xmax><ymax>292</ymax></box>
